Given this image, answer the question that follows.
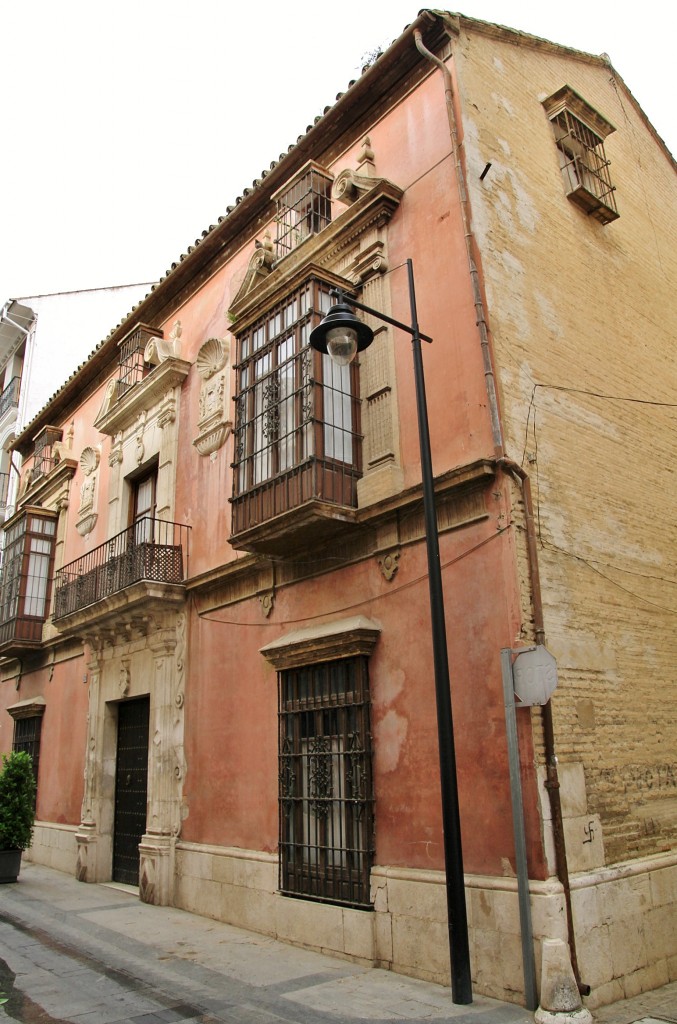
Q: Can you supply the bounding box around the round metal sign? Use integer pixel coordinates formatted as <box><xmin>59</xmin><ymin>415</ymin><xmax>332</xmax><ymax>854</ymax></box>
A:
<box><xmin>512</xmin><ymin>645</ymin><xmax>558</xmax><ymax>706</ymax></box>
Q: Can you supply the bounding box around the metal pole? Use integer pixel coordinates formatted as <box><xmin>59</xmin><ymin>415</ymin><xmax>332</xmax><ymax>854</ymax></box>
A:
<box><xmin>406</xmin><ymin>259</ymin><xmax>472</xmax><ymax>1004</ymax></box>
<box><xmin>501</xmin><ymin>648</ymin><xmax>538</xmax><ymax>1010</ymax></box>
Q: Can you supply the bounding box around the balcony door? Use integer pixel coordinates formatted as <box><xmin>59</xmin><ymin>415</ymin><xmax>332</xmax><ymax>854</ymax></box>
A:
<box><xmin>131</xmin><ymin>466</ymin><xmax>157</xmax><ymax>544</ymax></box>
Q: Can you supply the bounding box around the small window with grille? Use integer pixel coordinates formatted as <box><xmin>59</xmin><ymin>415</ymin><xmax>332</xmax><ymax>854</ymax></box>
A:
<box><xmin>31</xmin><ymin>426</ymin><xmax>63</xmax><ymax>482</ymax></box>
<box><xmin>116</xmin><ymin>324</ymin><xmax>164</xmax><ymax>398</ymax></box>
<box><xmin>278</xmin><ymin>656</ymin><xmax>374</xmax><ymax>908</ymax></box>
<box><xmin>543</xmin><ymin>86</ymin><xmax>619</xmax><ymax>224</ymax></box>
<box><xmin>273</xmin><ymin>162</ymin><xmax>333</xmax><ymax>258</ymax></box>
<box><xmin>12</xmin><ymin>714</ymin><xmax>43</xmax><ymax>802</ymax></box>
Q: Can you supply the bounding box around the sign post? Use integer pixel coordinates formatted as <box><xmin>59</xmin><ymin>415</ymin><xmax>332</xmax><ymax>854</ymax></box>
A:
<box><xmin>501</xmin><ymin>644</ymin><xmax>559</xmax><ymax>1010</ymax></box>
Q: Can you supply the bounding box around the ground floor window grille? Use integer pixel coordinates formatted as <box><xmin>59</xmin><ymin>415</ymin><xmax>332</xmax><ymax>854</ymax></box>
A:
<box><xmin>12</xmin><ymin>713</ymin><xmax>43</xmax><ymax>805</ymax></box>
<box><xmin>278</xmin><ymin>657</ymin><xmax>374</xmax><ymax>908</ymax></box>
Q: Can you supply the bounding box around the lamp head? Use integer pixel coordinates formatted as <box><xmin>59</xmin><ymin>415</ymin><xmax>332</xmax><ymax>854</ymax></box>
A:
<box><xmin>309</xmin><ymin>303</ymin><xmax>374</xmax><ymax>366</ymax></box>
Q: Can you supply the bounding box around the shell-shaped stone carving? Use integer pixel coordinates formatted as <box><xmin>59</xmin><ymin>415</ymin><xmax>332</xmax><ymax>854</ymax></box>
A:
<box><xmin>196</xmin><ymin>337</ymin><xmax>229</xmax><ymax>380</ymax></box>
<box><xmin>80</xmin><ymin>446</ymin><xmax>100</xmax><ymax>476</ymax></box>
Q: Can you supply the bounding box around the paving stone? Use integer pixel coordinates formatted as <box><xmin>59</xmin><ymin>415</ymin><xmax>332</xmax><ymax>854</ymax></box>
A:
<box><xmin>1</xmin><ymin>864</ymin><xmax>676</xmax><ymax>1024</ymax></box>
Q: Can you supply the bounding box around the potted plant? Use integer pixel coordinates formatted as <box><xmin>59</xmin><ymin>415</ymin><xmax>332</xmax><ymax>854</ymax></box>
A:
<box><xmin>0</xmin><ymin>751</ymin><xmax>36</xmax><ymax>883</ymax></box>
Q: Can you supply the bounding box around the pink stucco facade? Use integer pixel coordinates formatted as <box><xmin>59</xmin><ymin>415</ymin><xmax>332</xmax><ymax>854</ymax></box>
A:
<box><xmin>2</xmin><ymin>10</ymin><xmax>675</xmax><ymax>1010</ymax></box>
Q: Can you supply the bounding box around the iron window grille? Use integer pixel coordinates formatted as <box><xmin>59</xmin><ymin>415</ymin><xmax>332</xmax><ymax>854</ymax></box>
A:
<box><xmin>544</xmin><ymin>86</ymin><xmax>619</xmax><ymax>224</ymax></box>
<box><xmin>13</xmin><ymin>716</ymin><xmax>43</xmax><ymax>801</ymax></box>
<box><xmin>30</xmin><ymin>426</ymin><xmax>63</xmax><ymax>483</ymax></box>
<box><xmin>116</xmin><ymin>324</ymin><xmax>163</xmax><ymax>398</ymax></box>
<box><xmin>231</xmin><ymin>277</ymin><xmax>362</xmax><ymax>537</ymax></box>
<box><xmin>0</xmin><ymin>510</ymin><xmax>57</xmax><ymax>648</ymax></box>
<box><xmin>278</xmin><ymin>657</ymin><xmax>374</xmax><ymax>908</ymax></box>
<box><xmin>274</xmin><ymin>163</ymin><xmax>333</xmax><ymax>259</ymax></box>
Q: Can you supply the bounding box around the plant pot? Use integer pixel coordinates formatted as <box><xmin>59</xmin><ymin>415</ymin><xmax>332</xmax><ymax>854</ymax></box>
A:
<box><xmin>0</xmin><ymin>848</ymin><xmax>22</xmax><ymax>883</ymax></box>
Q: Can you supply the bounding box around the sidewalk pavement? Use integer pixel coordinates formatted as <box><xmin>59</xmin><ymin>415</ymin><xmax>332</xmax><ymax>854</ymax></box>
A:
<box><xmin>0</xmin><ymin>863</ymin><xmax>675</xmax><ymax>1024</ymax></box>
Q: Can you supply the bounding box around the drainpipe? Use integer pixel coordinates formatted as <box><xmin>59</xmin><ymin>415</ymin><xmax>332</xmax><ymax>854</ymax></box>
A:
<box><xmin>414</xmin><ymin>22</ymin><xmax>588</xmax><ymax>996</ymax></box>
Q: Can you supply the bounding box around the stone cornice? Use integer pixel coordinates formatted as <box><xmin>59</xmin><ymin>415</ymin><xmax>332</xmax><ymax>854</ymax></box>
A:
<box><xmin>53</xmin><ymin>581</ymin><xmax>186</xmax><ymax>637</ymax></box>
<box><xmin>19</xmin><ymin>460</ymin><xmax>77</xmax><ymax>511</ymax></box>
<box><xmin>260</xmin><ymin>615</ymin><xmax>381</xmax><ymax>670</ymax></box>
<box><xmin>228</xmin><ymin>178</ymin><xmax>404</xmax><ymax>329</ymax></box>
<box><xmin>94</xmin><ymin>358</ymin><xmax>192</xmax><ymax>436</ymax></box>
<box><xmin>188</xmin><ymin>459</ymin><xmax>495</xmax><ymax>614</ymax></box>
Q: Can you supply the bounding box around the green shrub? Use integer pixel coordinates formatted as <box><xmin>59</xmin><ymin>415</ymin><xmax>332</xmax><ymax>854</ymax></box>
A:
<box><xmin>0</xmin><ymin>751</ymin><xmax>36</xmax><ymax>850</ymax></box>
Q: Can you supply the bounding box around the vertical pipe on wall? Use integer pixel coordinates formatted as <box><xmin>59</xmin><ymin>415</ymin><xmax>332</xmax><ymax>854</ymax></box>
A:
<box><xmin>501</xmin><ymin>460</ymin><xmax>589</xmax><ymax>996</ymax></box>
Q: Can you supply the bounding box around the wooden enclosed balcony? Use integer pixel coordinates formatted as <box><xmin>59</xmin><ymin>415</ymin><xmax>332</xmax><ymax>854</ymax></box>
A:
<box><xmin>53</xmin><ymin>517</ymin><xmax>190</xmax><ymax>621</ymax></box>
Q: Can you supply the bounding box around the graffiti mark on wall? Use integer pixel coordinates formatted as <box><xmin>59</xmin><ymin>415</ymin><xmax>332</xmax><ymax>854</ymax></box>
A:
<box><xmin>597</xmin><ymin>763</ymin><xmax>676</xmax><ymax>793</ymax></box>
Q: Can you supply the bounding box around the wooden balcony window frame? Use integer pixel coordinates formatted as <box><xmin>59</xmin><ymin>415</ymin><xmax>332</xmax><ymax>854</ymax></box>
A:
<box><xmin>543</xmin><ymin>85</ymin><xmax>619</xmax><ymax>225</ymax></box>
<box><xmin>231</xmin><ymin>276</ymin><xmax>362</xmax><ymax>538</ymax></box>
<box><xmin>0</xmin><ymin>508</ymin><xmax>57</xmax><ymax>648</ymax></box>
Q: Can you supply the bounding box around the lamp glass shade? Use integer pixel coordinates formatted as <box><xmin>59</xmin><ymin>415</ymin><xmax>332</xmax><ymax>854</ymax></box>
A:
<box><xmin>326</xmin><ymin>326</ymin><xmax>358</xmax><ymax>366</ymax></box>
<box><xmin>309</xmin><ymin>302</ymin><xmax>374</xmax><ymax>361</ymax></box>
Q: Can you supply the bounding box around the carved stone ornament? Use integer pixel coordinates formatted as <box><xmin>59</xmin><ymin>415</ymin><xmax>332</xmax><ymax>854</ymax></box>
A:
<box><xmin>377</xmin><ymin>548</ymin><xmax>400</xmax><ymax>581</ymax></box>
<box><xmin>96</xmin><ymin>379</ymin><xmax>118</xmax><ymax>424</ymax></box>
<box><xmin>52</xmin><ymin>421</ymin><xmax>75</xmax><ymax>462</ymax></box>
<box><xmin>145</xmin><ymin>320</ymin><xmax>182</xmax><ymax>365</ymax></box>
<box><xmin>74</xmin><ymin>445</ymin><xmax>101</xmax><ymax>536</ymax></box>
<box><xmin>193</xmin><ymin>337</ymin><xmax>232</xmax><ymax>457</ymax></box>
<box><xmin>228</xmin><ymin>233</ymin><xmax>275</xmax><ymax>307</ymax></box>
<box><xmin>80</xmin><ymin>446</ymin><xmax>100</xmax><ymax>478</ymax></box>
<box><xmin>196</xmin><ymin>337</ymin><xmax>229</xmax><ymax>380</ymax></box>
<box><xmin>333</xmin><ymin>168</ymin><xmax>384</xmax><ymax>207</ymax></box>
<box><xmin>119</xmin><ymin>660</ymin><xmax>131</xmax><ymax>697</ymax></box>
<box><xmin>357</xmin><ymin>135</ymin><xmax>376</xmax><ymax>173</ymax></box>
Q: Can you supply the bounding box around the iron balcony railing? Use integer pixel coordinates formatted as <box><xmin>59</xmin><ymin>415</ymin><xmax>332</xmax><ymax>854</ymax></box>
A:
<box><xmin>53</xmin><ymin>517</ymin><xmax>190</xmax><ymax>619</ymax></box>
<box><xmin>0</xmin><ymin>376</ymin><xmax>20</xmax><ymax>419</ymax></box>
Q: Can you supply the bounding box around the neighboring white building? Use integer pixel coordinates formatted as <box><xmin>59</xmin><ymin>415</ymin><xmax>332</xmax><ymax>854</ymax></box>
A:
<box><xmin>0</xmin><ymin>284</ymin><xmax>153</xmax><ymax>517</ymax></box>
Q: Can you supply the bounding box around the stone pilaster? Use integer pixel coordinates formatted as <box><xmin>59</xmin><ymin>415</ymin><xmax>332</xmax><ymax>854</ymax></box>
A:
<box><xmin>139</xmin><ymin>615</ymin><xmax>186</xmax><ymax>905</ymax></box>
<box><xmin>75</xmin><ymin>641</ymin><xmax>114</xmax><ymax>883</ymax></box>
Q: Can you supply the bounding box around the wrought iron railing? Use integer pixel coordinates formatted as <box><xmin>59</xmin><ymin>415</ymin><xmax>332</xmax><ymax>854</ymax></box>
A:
<box><xmin>0</xmin><ymin>376</ymin><xmax>20</xmax><ymax>419</ymax></box>
<box><xmin>53</xmin><ymin>517</ymin><xmax>189</xmax><ymax>619</ymax></box>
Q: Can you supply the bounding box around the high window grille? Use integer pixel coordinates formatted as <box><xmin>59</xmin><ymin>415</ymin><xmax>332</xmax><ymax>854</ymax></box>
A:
<box><xmin>544</xmin><ymin>87</ymin><xmax>619</xmax><ymax>225</ymax></box>
<box><xmin>278</xmin><ymin>657</ymin><xmax>374</xmax><ymax>908</ymax></box>
<box><xmin>13</xmin><ymin>716</ymin><xmax>43</xmax><ymax>800</ymax></box>
<box><xmin>231</xmin><ymin>277</ymin><xmax>361</xmax><ymax>536</ymax></box>
<box><xmin>116</xmin><ymin>324</ymin><xmax>163</xmax><ymax>398</ymax></box>
<box><xmin>0</xmin><ymin>511</ymin><xmax>57</xmax><ymax>648</ymax></box>
<box><xmin>274</xmin><ymin>162</ymin><xmax>333</xmax><ymax>258</ymax></box>
<box><xmin>31</xmin><ymin>426</ymin><xmax>63</xmax><ymax>482</ymax></box>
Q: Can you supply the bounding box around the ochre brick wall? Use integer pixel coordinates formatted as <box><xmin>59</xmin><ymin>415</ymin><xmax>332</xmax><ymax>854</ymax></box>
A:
<box><xmin>455</xmin><ymin>25</ymin><xmax>677</xmax><ymax>866</ymax></box>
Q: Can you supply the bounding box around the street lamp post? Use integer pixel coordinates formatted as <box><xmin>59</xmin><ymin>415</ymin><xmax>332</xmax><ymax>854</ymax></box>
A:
<box><xmin>309</xmin><ymin>260</ymin><xmax>472</xmax><ymax>1005</ymax></box>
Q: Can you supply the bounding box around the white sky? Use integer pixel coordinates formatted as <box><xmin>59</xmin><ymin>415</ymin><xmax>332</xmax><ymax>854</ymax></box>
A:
<box><xmin>2</xmin><ymin>0</ymin><xmax>674</xmax><ymax>302</ymax></box>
